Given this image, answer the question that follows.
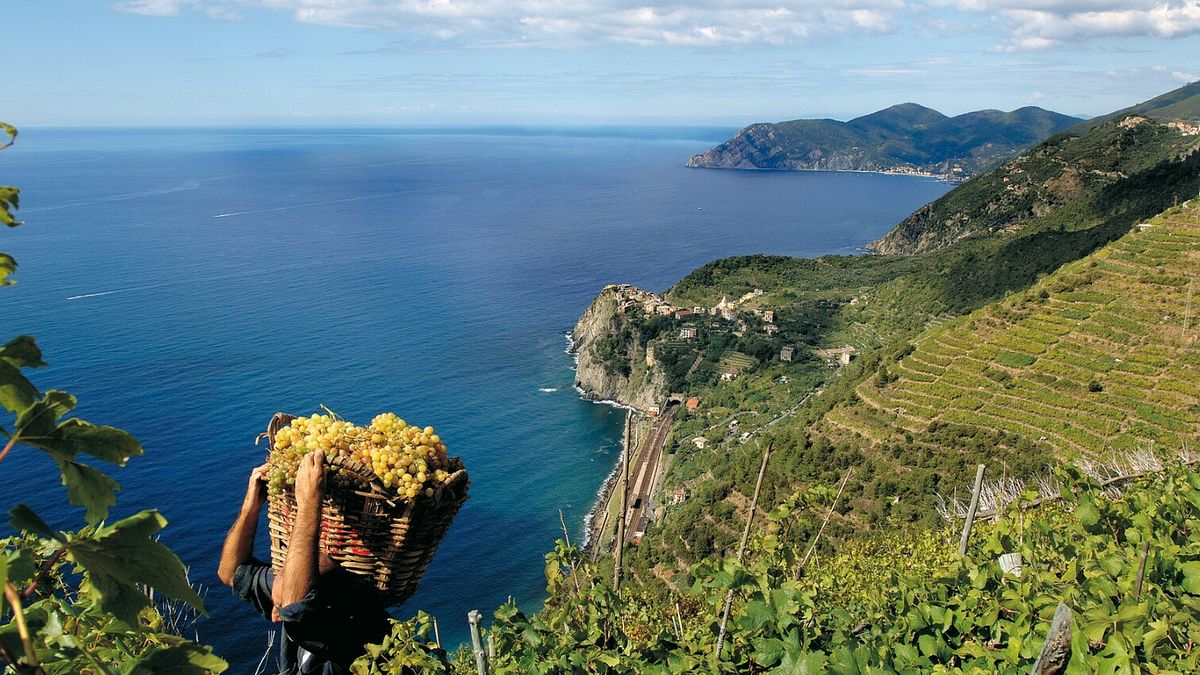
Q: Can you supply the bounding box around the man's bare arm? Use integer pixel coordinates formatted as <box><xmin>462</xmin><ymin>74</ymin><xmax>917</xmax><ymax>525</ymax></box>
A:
<box><xmin>276</xmin><ymin>451</ymin><xmax>325</xmax><ymax>609</ymax></box>
<box><xmin>217</xmin><ymin>464</ymin><xmax>269</xmax><ymax>586</ymax></box>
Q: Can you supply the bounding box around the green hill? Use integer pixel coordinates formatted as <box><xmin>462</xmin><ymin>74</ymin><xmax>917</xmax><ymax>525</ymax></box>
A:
<box><xmin>830</xmin><ymin>200</ymin><xmax>1200</xmax><ymax>459</ymax></box>
<box><xmin>685</xmin><ymin>103</ymin><xmax>1080</xmax><ymax>179</ymax></box>
<box><xmin>870</xmin><ymin>110</ymin><xmax>1200</xmax><ymax>254</ymax></box>
<box><xmin>1076</xmin><ymin>80</ymin><xmax>1200</xmax><ymax>131</ymax></box>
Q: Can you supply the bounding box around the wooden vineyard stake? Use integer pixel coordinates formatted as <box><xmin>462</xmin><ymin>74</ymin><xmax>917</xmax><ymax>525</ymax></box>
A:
<box><xmin>797</xmin><ymin>466</ymin><xmax>854</xmax><ymax>576</ymax></box>
<box><xmin>468</xmin><ymin>610</ymin><xmax>488</xmax><ymax>675</ymax></box>
<box><xmin>1031</xmin><ymin>603</ymin><xmax>1073</xmax><ymax>675</ymax></box>
<box><xmin>1134</xmin><ymin>540</ymin><xmax>1151</xmax><ymax>598</ymax></box>
<box><xmin>715</xmin><ymin>443</ymin><xmax>772</xmax><ymax>659</ymax></box>
<box><xmin>959</xmin><ymin>464</ymin><xmax>986</xmax><ymax>556</ymax></box>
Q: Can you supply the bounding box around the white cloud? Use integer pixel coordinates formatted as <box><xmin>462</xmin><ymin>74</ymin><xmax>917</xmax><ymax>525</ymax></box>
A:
<box><xmin>113</xmin><ymin>0</ymin><xmax>241</xmax><ymax>19</ymax></box>
<box><xmin>1173</xmin><ymin>70</ymin><xmax>1199</xmax><ymax>83</ymax></box>
<box><xmin>940</xmin><ymin>0</ymin><xmax>1200</xmax><ymax>50</ymax></box>
<box><xmin>111</xmin><ymin>0</ymin><xmax>907</xmax><ymax>46</ymax></box>
<box><xmin>112</xmin><ymin>0</ymin><xmax>185</xmax><ymax>15</ymax></box>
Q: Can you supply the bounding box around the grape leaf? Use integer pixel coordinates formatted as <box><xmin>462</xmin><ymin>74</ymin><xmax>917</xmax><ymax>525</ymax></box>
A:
<box><xmin>1075</xmin><ymin>495</ymin><xmax>1101</xmax><ymax>528</ymax></box>
<box><xmin>55</xmin><ymin>456</ymin><xmax>119</xmax><ymax>524</ymax></box>
<box><xmin>774</xmin><ymin>649</ymin><xmax>827</xmax><ymax>674</ymax></box>
<box><xmin>9</xmin><ymin>504</ymin><xmax>64</xmax><ymax>543</ymax></box>
<box><xmin>0</xmin><ymin>548</ymin><xmax>36</xmax><ymax>617</ymax></box>
<box><xmin>739</xmin><ymin>599</ymin><xmax>775</xmax><ymax>632</ymax></box>
<box><xmin>0</xmin><ymin>252</ymin><xmax>14</xmax><ymax>286</ymax></box>
<box><xmin>751</xmin><ymin>636</ymin><xmax>785</xmax><ymax>667</ymax></box>
<box><xmin>0</xmin><ymin>336</ymin><xmax>46</xmax><ymax>369</ymax></box>
<box><xmin>120</xmin><ymin>642</ymin><xmax>228</xmax><ymax>674</ymax></box>
<box><xmin>20</xmin><ymin>417</ymin><xmax>142</xmax><ymax>466</ymax></box>
<box><xmin>0</xmin><ymin>186</ymin><xmax>19</xmax><ymax>227</ymax></box>
<box><xmin>4</xmin><ymin>549</ymin><xmax>36</xmax><ymax>587</ymax></box>
<box><xmin>1181</xmin><ymin>561</ymin><xmax>1200</xmax><ymax>595</ymax></box>
<box><xmin>0</xmin><ymin>359</ymin><xmax>39</xmax><ymax>413</ymax></box>
<box><xmin>16</xmin><ymin>390</ymin><xmax>77</xmax><ymax>441</ymax></box>
<box><xmin>69</xmin><ymin>509</ymin><xmax>205</xmax><ymax>626</ymax></box>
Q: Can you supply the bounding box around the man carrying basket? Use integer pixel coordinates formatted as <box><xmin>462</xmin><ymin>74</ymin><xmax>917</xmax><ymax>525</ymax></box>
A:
<box><xmin>218</xmin><ymin>450</ymin><xmax>391</xmax><ymax>674</ymax></box>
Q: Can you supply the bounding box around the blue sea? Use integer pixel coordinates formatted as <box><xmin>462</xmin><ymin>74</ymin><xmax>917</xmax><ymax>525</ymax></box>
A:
<box><xmin>1</xmin><ymin>127</ymin><xmax>951</xmax><ymax>668</ymax></box>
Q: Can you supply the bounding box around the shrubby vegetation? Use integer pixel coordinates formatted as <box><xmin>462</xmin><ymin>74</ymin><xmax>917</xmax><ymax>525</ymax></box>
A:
<box><xmin>358</xmin><ymin>463</ymin><xmax>1200</xmax><ymax>673</ymax></box>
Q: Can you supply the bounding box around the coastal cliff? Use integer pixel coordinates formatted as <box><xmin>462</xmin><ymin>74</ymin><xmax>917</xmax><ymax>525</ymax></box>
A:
<box><xmin>571</xmin><ymin>284</ymin><xmax>668</xmax><ymax>411</ymax></box>
<box><xmin>685</xmin><ymin>122</ymin><xmax>942</xmax><ymax>176</ymax></box>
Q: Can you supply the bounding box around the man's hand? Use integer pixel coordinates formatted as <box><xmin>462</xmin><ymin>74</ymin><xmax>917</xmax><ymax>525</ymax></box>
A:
<box><xmin>242</xmin><ymin>464</ymin><xmax>269</xmax><ymax>512</ymax></box>
<box><xmin>219</xmin><ymin>463</ymin><xmax>269</xmax><ymax>586</ymax></box>
<box><xmin>295</xmin><ymin>451</ymin><xmax>326</xmax><ymax>515</ymax></box>
<box><xmin>276</xmin><ymin>451</ymin><xmax>326</xmax><ymax>610</ymax></box>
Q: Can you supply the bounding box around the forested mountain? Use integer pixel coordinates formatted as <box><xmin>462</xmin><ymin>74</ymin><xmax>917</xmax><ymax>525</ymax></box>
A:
<box><xmin>870</xmin><ymin>111</ymin><xmax>1200</xmax><ymax>254</ymax></box>
<box><xmin>685</xmin><ymin>103</ymin><xmax>1080</xmax><ymax>179</ymax></box>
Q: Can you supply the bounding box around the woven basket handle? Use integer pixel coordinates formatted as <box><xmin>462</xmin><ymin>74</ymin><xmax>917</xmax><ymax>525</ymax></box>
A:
<box><xmin>257</xmin><ymin>412</ymin><xmax>297</xmax><ymax>449</ymax></box>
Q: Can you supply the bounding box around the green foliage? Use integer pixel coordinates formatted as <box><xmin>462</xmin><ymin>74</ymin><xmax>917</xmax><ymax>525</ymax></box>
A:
<box><xmin>467</xmin><ymin>465</ymin><xmax>1200</xmax><ymax>672</ymax></box>
<box><xmin>0</xmin><ymin>123</ymin><xmax>225</xmax><ymax>673</ymax></box>
<box><xmin>351</xmin><ymin>611</ymin><xmax>455</xmax><ymax>674</ymax></box>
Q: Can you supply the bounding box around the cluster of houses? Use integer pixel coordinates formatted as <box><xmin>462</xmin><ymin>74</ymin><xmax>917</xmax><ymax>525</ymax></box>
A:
<box><xmin>675</xmin><ymin>291</ymin><xmax>780</xmax><ymax>341</ymax></box>
<box><xmin>1166</xmin><ymin>120</ymin><xmax>1200</xmax><ymax>136</ymax></box>
<box><xmin>612</xmin><ymin>284</ymin><xmax>860</xmax><ymax>382</ymax></box>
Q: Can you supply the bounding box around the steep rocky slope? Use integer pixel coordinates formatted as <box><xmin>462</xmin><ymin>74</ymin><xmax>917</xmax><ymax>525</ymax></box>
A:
<box><xmin>570</xmin><ymin>285</ymin><xmax>668</xmax><ymax>411</ymax></box>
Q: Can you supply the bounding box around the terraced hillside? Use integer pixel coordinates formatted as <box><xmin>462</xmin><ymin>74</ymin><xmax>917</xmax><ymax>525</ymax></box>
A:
<box><xmin>829</xmin><ymin>200</ymin><xmax>1200</xmax><ymax>458</ymax></box>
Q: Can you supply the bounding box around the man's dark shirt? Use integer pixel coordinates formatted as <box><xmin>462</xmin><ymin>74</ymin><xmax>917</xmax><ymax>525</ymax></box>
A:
<box><xmin>232</xmin><ymin>558</ymin><xmax>391</xmax><ymax>674</ymax></box>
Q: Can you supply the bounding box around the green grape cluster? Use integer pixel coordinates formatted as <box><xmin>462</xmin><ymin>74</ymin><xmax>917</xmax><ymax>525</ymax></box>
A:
<box><xmin>266</xmin><ymin>412</ymin><xmax>453</xmax><ymax>501</ymax></box>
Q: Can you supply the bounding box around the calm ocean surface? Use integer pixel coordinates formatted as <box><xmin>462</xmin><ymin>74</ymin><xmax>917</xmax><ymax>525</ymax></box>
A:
<box><xmin>1</xmin><ymin>127</ymin><xmax>951</xmax><ymax>667</ymax></box>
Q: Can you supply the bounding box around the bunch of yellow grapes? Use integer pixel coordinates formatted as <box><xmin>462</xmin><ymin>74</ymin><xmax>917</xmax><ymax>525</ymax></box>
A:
<box><xmin>266</xmin><ymin>412</ymin><xmax>452</xmax><ymax>501</ymax></box>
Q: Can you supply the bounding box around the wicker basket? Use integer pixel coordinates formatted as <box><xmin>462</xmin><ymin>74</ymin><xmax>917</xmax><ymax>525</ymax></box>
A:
<box><xmin>262</xmin><ymin>412</ymin><xmax>469</xmax><ymax>606</ymax></box>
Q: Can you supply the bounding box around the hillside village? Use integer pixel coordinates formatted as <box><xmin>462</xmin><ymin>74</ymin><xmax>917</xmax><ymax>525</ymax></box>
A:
<box><xmin>603</xmin><ymin>282</ymin><xmax>858</xmax><ymax>381</ymax></box>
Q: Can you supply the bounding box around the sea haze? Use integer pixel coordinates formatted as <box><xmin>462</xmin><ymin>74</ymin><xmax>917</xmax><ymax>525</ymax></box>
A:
<box><xmin>1</xmin><ymin>127</ymin><xmax>952</xmax><ymax>668</ymax></box>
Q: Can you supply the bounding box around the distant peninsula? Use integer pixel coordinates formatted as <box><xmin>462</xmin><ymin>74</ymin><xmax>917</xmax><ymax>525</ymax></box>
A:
<box><xmin>686</xmin><ymin>103</ymin><xmax>1081</xmax><ymax>180</ymax></box>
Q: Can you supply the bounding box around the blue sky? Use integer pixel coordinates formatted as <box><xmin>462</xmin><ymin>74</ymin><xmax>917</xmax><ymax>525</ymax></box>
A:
<box><xmin>5</xmin><ymin>1</ymin><xmax>1198</xmax><ymax>126</ymax></box>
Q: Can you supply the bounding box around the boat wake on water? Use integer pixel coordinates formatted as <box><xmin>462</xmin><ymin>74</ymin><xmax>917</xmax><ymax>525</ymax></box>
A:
<box><xmin>67</xmin><ymin>289</ymin><xmax>136</xmax><ymax>300</ymax></box>
<box><xmin>214</xmin><ymin>191</ymin><xmax>407</xmax><ymax>218</ymax></box>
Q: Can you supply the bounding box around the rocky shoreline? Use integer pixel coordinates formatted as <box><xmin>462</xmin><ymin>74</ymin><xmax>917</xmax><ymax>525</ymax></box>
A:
<box><xmin>570</xmin><ymin>285</ymin><xmax>667</xmax><ymax>551</ymax></box>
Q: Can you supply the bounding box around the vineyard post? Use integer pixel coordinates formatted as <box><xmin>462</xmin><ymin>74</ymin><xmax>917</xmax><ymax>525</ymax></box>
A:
<box><xmin>467</xmin><ymin>610</ymin><xmax>488</xmax><ymax>675</ymax></box>
<box><xmin>1031</xmin><ymin>602</ymin><xmax>1072</xmax><ymax>675</ymax></box>
<box><xmin>797</xmin><ymin>466</ymin><xmax>853</xmax><ymax>576</ymax></box>
<box><xmin>432</xmin><ymin>617</ymin><xmax>441</xmax><ymax>648</ymax></box>
<box><xmin>1134</xmin><ymin>540</ymin><xmax>1151</xmax><ymax>598</ymax></box>
<box><xmin>613</xmin><ymin>410</ymin><xmax>632</xmax><ymax>592</ymax></box>
<box><xmin>715</xmin><ymin>442</ymin><xmax>772</xmax><ymax>659</ymax></box>
<box><xmin>959</xmin><ymin>464</ymin><xmax>986</xmax><ymax>556</ymax></box>
<box><xmin>1184</xmin><ymin>278</ymin><xmax>1193</xmax><ymax>338</ymax></box>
